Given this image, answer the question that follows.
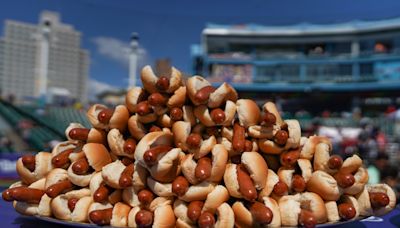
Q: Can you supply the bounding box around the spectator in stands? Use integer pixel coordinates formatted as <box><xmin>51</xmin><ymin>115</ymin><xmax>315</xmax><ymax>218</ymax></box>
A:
<box><xmin>367</xmin><ymin>153</ymin><xmax>390</xmax><ymax>184</ymax></box>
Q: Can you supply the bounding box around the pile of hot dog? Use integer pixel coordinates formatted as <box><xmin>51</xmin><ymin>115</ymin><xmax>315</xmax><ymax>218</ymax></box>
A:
<box><xmin>2</xmin><ymin>65</ymin><xmax>397</xmax><ymax>227</ymax></box>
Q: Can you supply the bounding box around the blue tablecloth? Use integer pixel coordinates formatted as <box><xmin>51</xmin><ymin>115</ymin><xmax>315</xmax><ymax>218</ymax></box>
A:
<box><xmin>0</xmin><ymin>199</ymin><xmax>399</xmax><ymax>227</ymax></box>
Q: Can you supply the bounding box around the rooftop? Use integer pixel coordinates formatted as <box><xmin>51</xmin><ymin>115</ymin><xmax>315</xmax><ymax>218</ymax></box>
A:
<box><xmin>204</xmin><ymin>17</ymin><xmax>400</xmax><ymax>36</ymax></box>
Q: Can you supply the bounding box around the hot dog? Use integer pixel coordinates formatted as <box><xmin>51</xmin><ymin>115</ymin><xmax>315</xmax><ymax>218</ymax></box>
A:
<box><xmin>97</xmin><ymin>109</ymin><xmax>114</xmax><ymax>124</ymax></box>
<box><xmin>123</xmin><ymin>139</ymin><xmax>136</xmax><ymax>155</ymax></box>
<box><xmin>244</xmin><ymin>140</ymin><xmax>253</xmax><ymax>152</ymax></box>
<box><xmin>148</xmin><ymin>93</ymin><xmax>168</xmax><ymax>107</ymax></box>
<box><xmin>273</xmin><ymin>181</ymin><xmax>288</xmax><ymax>196</ymax></box>
<box><xmin>334</xmin><ymin>172</ymin><xmax>355</xmax><ymax>188</ymax></box>
<box><xmin>194</xmin><ymin>86</ymin><xmax>216</xmax><ymax>104</ymax></box>
<box><xmin>263</xmin><ymin>112</ymin><xmax>276</xmax><ymax>127</ymax></box>
<box><xmin>210</xmin><ymin>108</ymin><xmax>225</xmax><ymax>124</ymax></box>
<box><xmin>46</xmin><ymin>180</ymin><xmax>74</xmax><ymax>198</ymax></box>
<box><xmin>187</xmin><ymin>201</ymin><xmax>204</xmax><ymax>222</ymax></box>
<box><xmin>232</xmin><ymin>123</ymin><xmax>245</xmax><ymax>153</ymax></box>
<box><xmin>137</xmin><ymin>101</ymin><xmax>152</xmax><ymax>116</ymax></box>
<box><xmin>172</xmin><ymin>176</ymin><xmax>189</xmax><ymax>197</ymax></box>
<box><xmin>249</xmin><ymin>201</ymin><xmax>273</xmax><ymax>225</ymax></box>
<box><xmin>2</xmin><ymin>187</ymin><xmax>45</xmax><ymax>204</ymax></box>
<box><xmin>170</xmin><ymin>107</ymin><xmax>183</xmax><ymax>121</ymax></box>
<box><xmin>71</xmin><ymin>157</ymin><xmax>90</xmax><ymax>175</ymax></box>
<box><xmin>68</xmin><ymin>128</ymin><xmax>90</xmax><ymax>141</ymax></box>
<box><xmin>292</xmin><ymin>174</ymin><xmax>306</xmax><ymax>193</ymax></box>
<box><xmin>198</xmin><ymin>211</ymin><xmax>215</xmax><ymax>228</ymax></box>
<box><xmin>274</xmin><ymin>130</ymin><xmax>288</xmax><ymax>146</ymax></box>
<box><xmin>137</xmin><ymin>189</ymin><xmax>154</xmax><ymax>205</ymax></box>
<box><xmin>93</xmin><ymin>184</ymin><xmax>110</xmax><ymax>203</ymax></box>
<box><xmin>51</xmin><ymin>149</ymin><xmax>74</xmax><ymax>168</ymax></box>
<box><xmin>89</xmin><ymin>208</ymin><xmax>113</xmax><ymax>225</ymax></box>
<box><xmin>369</xmin><ymin>192</ymin><xmax>390</xmax><ymax>209</ymax></box>
<box><xmin>143</xmin><ymin>145</ymin><xmax>173</xmax><ymax>166</ymax></box>
<box><xmin>328</xmin><ymin>155</ymin><xmax>343</xmax><ymax>170</ymax></box>
<box><xmin>135</xmin><ymin>209</ymin><xmax>154</xmax><ymax>227</ymax></box>
<box><xmin>195</xmin><ymin>157</ymin><xmax>212</xmax><ymax>182</ymax></box>
<box><xmin>68</xmin><ymin>198</ymin><xmax>79</xmax><ymax>211</ymax></box>
<box><xmin>21</xmin><ymin>155</ymin><xmax>35</xmax><ymax>172</ymax></box>
<box><xmin>186</xmin><ymin>133</ymin><xmax>202</xmax><ymax>149</ymax></box>
<box><xmin>298</xmin><ymin>209</ymin><xmax>317</xmax><ymax>228</ymax></box>
<box><xmin>119</xmin><ymin>164</ymin><xmax>134</xmax><ymax>188</ymax></box>
<box><xmin>236</xmin><ymin>164</ymin><xmax>257</xmax><ymax>201</ymax></box>
<box><xmin>120</xmin><ymin>157</ymin><xmax>134</xmax><ymax>166</ymax></box>
<box><xmin>280</xmin><ymin>149</ymin><xmax>300</xmax><ymax>167</ymax></box>
<box><xmin>338</xmin><ymin>203</ymin><xmax>356</xmax><ymax>220</ymax></box>
<box><xmin>156</xmin><ymin>76</ymin><xmax>169</xmax><ymax>91</ymax></box>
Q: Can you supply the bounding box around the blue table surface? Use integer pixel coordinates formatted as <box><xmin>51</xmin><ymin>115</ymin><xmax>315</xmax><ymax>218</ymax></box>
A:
<box><xmin>0</xmin><ymin>199</ymin><xmax>399</xmax><ymax>228</ymax></box>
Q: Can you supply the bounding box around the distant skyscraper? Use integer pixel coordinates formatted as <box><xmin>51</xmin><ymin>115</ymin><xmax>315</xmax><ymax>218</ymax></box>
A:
<box><xmin>0</xmin><ymin>11</ymin><xmax>89</xmax><ymax>104</ymax></box>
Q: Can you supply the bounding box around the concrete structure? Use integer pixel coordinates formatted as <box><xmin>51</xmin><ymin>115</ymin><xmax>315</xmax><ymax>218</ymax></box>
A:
<box><xmin>0</xmin><ymin>11</ymin><xmax>89</xmax><ymax>104</ymax></box>
<box><xmin>192</xmin><ymin>18</ymin><xmax>400</xmax><ymax>113</ymax></box>
<box><xmin>129</xmin><ymin>32</ymin><xmax>139</xmax><ymax>89</ymax></box>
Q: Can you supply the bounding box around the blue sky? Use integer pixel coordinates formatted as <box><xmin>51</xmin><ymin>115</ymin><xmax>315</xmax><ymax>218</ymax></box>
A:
<box><xmin>1</xmin><ymin>0</ymin><xmax>400</xmax><ymax>90</ymax></box>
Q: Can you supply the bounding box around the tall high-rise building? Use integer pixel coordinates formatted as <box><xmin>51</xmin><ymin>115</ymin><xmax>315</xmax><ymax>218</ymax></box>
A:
<box><xmin>0</xmin><ymin>11</ymin><xmax>89</xmax><ymax>104</ymax></box>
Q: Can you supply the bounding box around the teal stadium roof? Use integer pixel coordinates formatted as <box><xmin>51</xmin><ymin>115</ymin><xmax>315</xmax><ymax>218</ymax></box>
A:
<box><xmin>204</xmin><ymin>17</ymin><xmax>400</xmax><ymax>36</ymax></box>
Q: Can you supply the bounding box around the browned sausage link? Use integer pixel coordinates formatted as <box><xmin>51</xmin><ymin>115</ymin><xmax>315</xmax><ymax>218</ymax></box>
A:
<box><xmin>149</xmin><ymin>125</ymin><xmax>162</xmax><ymax>132</ymax></box>
<box><xmin>2</xmin><ymin>187</ymin><xmax>45</xmax><ymax>203</ymax></box>
<box><xmin>263</xmin><ymin>112</ymin><xmax>276</xmax><ymax>127</ymax></box>
<box><xmin>51</xmin><ymin>148</ymin><xmax>75</xmax><ymax>168</ymax></box>
<box><xmin>280</xmin><ymin>123</ymin><xmax>288</xmax><ymax>131</ymax></box>
<box><xmin>210</xmin><ymin>108</ymin><xmax>226</xmax><ymax>124</ymax></box>
<box><xmin>369</xmin><ymin>192</ymin><xmax>390</xmax><ymax>209</ymax></box>
<box><xmin>138</xmin><ymin>189</ymin><xmax>154</xmax><ymax>205</ymax></box>
<box><xmin>194</xmin><ymin>86</ymin><xmax>216</xmax><ymax>103</ymax></box>
<box><xmin>89</xmin><ymin>208</ymin><xmax>113</xmax><ymax>226</ymax></box>
<box><xmin>46</xmin><ymin>180</ymin><xmax>74</xmax><ymax>198</ymax></box>
<box><xmin>186</xmin><ymin>133</ymin><xmax>202</xmax><ymax>149</ymax></box>
<box><xmin>249</xmin><ymin>201</ymin><xmax>273</xmax><ymax>225</ymax></box>
<box><xmin>328</xmin><ymin>155</ymin><xmax>343</xmax><ymax>170</ymax></box>
<box><xmin>274</xmin><ymin>130</ymin><xmax>288</xmax><ymax>146</ymax></box>
<box><xmin>119</xmin><ymin>164</ymin><xmax>134</xmax><ymax>188</ymax></box>
<box><xmin>195</xmin><ymin>157</ymin><xmax>212</xmax><ymax>182</ymax></box>
<box><xmin>244</xmin><ymin>140</ymin><xmax>253</xmax><ymax>152</ymax></box>
<box><xmin>93</xmin><ymin>184</ymin><xmax>110</xmax><ymax>203</ymax></box>
<box><xmin>148</xmin><ymin>93</ymin><xmax>168</xmax><ymax>106</ymax></box>
<box><xmin>136</xmin><ymin>101</ymin><xmax>152</xmax><ymax>116</ymax></box>
<box><xmin>170</xmin><ymin>107</ymin><xmax>183</xmax><ymax>121</ymax></box>
<box><xmin>236</xmin><ymin>164</ymin><xmax>257</xmax><ymax>201</ymax></box>
<box><xmin>334</xmin><ymin>172</ymin><xmax>355</xmax><ymax>188</ymax></box>
<box><xmin>143</xmin><ymin>145</ymin><xmax>173</xmax><ymax>166</ymax></box>
<box><xmin>120</xmin><ymin>157</ymin><xmax>134</xmax><ymax>166</ymax></box>
<box><xmin>338</xmin><ymin>203</ymin><xmax>356</xmax><ymax>220</ymax></box>
<box><xmin>156</xmin><ymin>76</ymin><xmax>169</xmax><ymax>91</ymax></box>
<box><xmin>71</xmin><ymin>157</ymin><xmax>90</xmax><ymax>175</ymax></box>
<box><xmin>280</xmin><ymin>149</ymin><xmax>300</xmax><ymax>168</ymax></box>
<box><xmin>123</xmin><ymin>138</ymin><xmax>137</xmax><ymax>154</ymax></box>
<box><xmin>2</xmin><ymin>188</ymin><xmax>14</xmax><ymax>201</ymax></box>
<box><xmin>172</xmin><ymin>176</ymin><xmax>189</xmax><ymax>197</ymax></box>
<box><xmin>298</xmin><ymin>209</ymin><xmax>317</xmax><ymax>228</ymax></box>
<box><xmin>21</xmin><ymin>154</ymin><xmax>35</xmax><ymax>172</ymax></box>
<box><xmin>97</xmin><ymin>108</ymin><xmax>114</xmax><ymax>124</ymax></box>
<box><xmin>292</xmin><ymin>174</ymin><xmax>306</xmax><ymax>193</ymax></box>
<box><xmin>198</xmin><ymin>211</ymin><xmax>216</xmax><ymax>228</ymax></box>
<box><xmin>273</xmin><ymin>181</ymin><xmax>288</xmax><ymax>196</ymax></box>
<box><xmin>68</xmin><ymin>198</ymin><xmax>79</xmax><ymax>212</ymax></box>
<box><xmin>68</xmin><ymin>128</ymin><xmax>90</xmax><ymax>141</ymax></box>
<box><xmin>135</xmin><ymin>209</ymin><xmax>154</xmax><ymax>228</ymax></box>
<box><xmin>232</xmin><ymin>122</ymin><xmax>245</xmax><ymax>153</ymax></box>
<box><xmin>187</xmin><ymin>201</ymin><xmax>204</xmax><ymax>222</ymax></box>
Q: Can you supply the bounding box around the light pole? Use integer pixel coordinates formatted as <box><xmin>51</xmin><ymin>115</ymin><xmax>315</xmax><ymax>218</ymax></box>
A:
<box><xmin>128</xmin><ymin>32</ymin><xmax>139</xmax><ymax>89</ymax></box>
<box><xmin>38</xmin><ymin>20</ymin><xmax>50</xmax><ymax>106</ymax></box>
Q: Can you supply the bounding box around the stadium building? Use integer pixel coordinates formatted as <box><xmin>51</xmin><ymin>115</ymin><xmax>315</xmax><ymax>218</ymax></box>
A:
<box><xmin>0</xmin><ymin>11</ymin><xmax>89</xmax><ymax>104</ymax></box>
<box><xmin>191</xmin><ymin>18</ymin><xmax>400</xmax><ymax>115</ymax></box>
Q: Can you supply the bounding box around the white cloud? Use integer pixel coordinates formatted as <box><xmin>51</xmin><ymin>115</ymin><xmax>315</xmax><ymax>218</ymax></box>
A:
<box><xmin>92</xmin><ymin>36</ymin><xmax>150</xmax><ymax>68</ymax></box>
<box><xmin>87</xmin><ymin>78</ymin><xmax>119</xmax><ymax>101</ymax></box>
